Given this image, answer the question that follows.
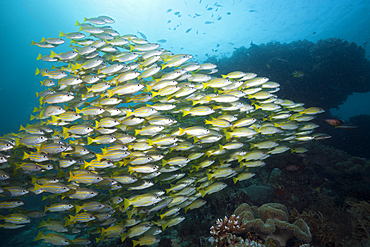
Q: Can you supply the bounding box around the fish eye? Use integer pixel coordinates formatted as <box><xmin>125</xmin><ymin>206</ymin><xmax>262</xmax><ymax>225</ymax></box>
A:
<box><xmin>22</xmin><ymin>190</ymin><xmax>27</xmax><ymax>193</ymax></box>
<box><xmin>90</xmin><ymin>192</ymin><xmax>95</xmax><ymax>194</ymax></box>
<box><xmin>1</xmin><ymin>175</ymin><xmax>7</xmax><ymax>178</ymax></box>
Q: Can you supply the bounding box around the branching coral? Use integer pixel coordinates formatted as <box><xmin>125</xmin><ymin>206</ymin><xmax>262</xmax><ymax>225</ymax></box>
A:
<box><xmin>210</xmin><ymin>215</ymin><xmax>247</xmax><ymax>247</ymax></box>
<box><xmin>210</xmin><ymin>214</ymin><xmax>246</xmax><ymax>239</ymax></box>
<box><xmin>234</xmin><ymin>203</ymin><xmax>312</xmax><ymax>246</ymax></box>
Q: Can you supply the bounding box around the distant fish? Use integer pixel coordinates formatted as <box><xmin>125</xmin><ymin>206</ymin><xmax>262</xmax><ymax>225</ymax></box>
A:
<box><xmin>227</xmin><ymin>12</ymin><xmax>231</xmax><ymax>15</ymax></box>
<box><xmin>217</xmin><ymin>16</ymin><xmax>222</xmax><ymax>20</ymax></box>
<box><xmin>199</xmin><ymin>0</ymin><xmax>202</xmax><ymax>3</ymax></box>
<box><xmin>205</xmin><ymin>21</ymin><xmax>214</xmax><ymax>24</ymax></box>
<box><xmin>178</xmin><ymin>15</ymin><xmax>182</xmax><ymax>17</ymax></box>
<box><xmin>186</xmin><ymin>28</ymin><xmax>192</xmax><ymax>33</ymax></box>
<box><xmin>207</xmin><ymin>7</ymin><xmax>213</xmax><ymax>10</ymax></box>
<box><xmin>167</xmin><ymin>20</ymin><xmax>171</xmax><ymax>23</ymax></box>
<box><xmin>157</xmin><ymin>39</ymin><xmax>167</xmax><ymax>43</ymax></box>
<box><xmin>324</xmin><ymin>119</ymin><xmax>343</xmax><ymax>126</ymax></box>
<box><xmin>336</xmin><ymin>124</ymin><xmax>358</xmax><ymax>129</ymax></box>
<box><xmin>137</xmin><ymin>30</ymin><xmax>147</xmax><ymax>39</ymax></box>
<box><xmin>174</xmin><ymin>12</ymin><xmax>180</xmax><ymax>15</ymax></box>
<box><xmin>166</xmin><ymin>9</ymin><xmax>172</xmax><ymax>13</ymax></box>
<box><xmin>215</xmin><ymin>4</ymin><xmax>223</xmax><ymax>7</ymax></box>
<box><xmin>313</xmin><ymin>32</ymin><xmax>316</xmax><ymax>34</ymax></box>
<box><xmin>249</xmin><ymin>10</ymin><xmax>257</xmax><ymax>12</ymax></box>
<box><xmin>195</xmin><ymin>13</ymin><xmax>201</xmax><ymax>16</ymax></box>
<box><xmin>284</xmin><ymin>165</ymin><xmax>299</xmax><ymax>171</ymax></box>
<box><xmin>196</xmin><ymin>30</ymin><xmax>198</xmax><ymax>34</ymax></box>
<box><xmin>227</xmin><ymin>42</ymin><xmax>234</xmax><ymax>45</ymax></box>
<box><xmin>216</xmin><ymin>44</ymin><xmax>220</xmax><ymax>47</ymax></box>
<box><xmin>292</xmin><ymin>70</ymin><xmax>304</xmax><ymax>78</ymax></box>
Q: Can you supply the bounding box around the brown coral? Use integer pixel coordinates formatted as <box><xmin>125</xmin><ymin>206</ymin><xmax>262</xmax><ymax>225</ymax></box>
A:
<box><xmin>347</xmin><ymin>200</ymin><xmax>370</xmax><ymax>240</ymax></box>
<box><xmin>234</xmin><ymin>203</ymin><xmax>312</xmax><ymax>246</ymax></box>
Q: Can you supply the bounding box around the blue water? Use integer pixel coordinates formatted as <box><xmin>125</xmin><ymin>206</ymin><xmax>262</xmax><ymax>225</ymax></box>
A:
<box><xmin>1</xmin><ymin>0</ymin><xmax>369</xmax><ymax>135</ymax></box>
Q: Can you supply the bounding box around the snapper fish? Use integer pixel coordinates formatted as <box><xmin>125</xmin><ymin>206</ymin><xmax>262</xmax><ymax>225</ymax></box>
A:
<box><xmin>0</xmin><ymin>15</ymin><xmax>329</xmax><ymax>247</ymax></box>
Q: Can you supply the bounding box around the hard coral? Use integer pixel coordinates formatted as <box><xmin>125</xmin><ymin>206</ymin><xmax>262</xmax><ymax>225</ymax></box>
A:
<box><xmin>234</xmin><ymin>203</ymin><xmax>312</xmax><ymax>246</ymax></box>
<box><xmin>210</xmin><ymin>214</ymin><xmax>246</xmax><ymax>239</ymax></box>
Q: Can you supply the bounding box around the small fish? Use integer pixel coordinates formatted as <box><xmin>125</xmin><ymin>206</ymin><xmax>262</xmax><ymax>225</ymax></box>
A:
<box><xmin>292</xmin><ymin>70</ymin><xmax>305</xmax><ymax>78</ymax></box>
<box><xmin>157</xmin><ymin>39</ymin><xmax>167</xmax><ymax>43</ymax></box>
<box><xmin>186</xmin><ymin>28</ymin><xmax>192</xmax><ymax>33</ymax></box>
<box><xmin>227</xmin><ymin>12</ymin><xmax>231</xmax><ymax>15</ymax></box>
<box><xmin>249</xmin><ymin>10</ymin><xmax>257</xmax><ymax>12</ymax></box>
<box><xmin>336</xmin><ymin>124</ymin><xmax>358</xmax><ymax>129</ymax></box>
<box><xmin>207</xmin><ymin>7</ymin><xmax>213</xmax><ymax>10</ymax></box>
<box><xmin>174</xmin><ymin>11</ymin><xmax>180</xmax><ymax>15</ymax></box>
<box><xmin>166</xmin><ymin>9</ymin><xmax>172</xmax><ymax>13</ymax></box>
<box><xmin>325</xmin><ymin>119</ymin><xmax>344</xmax><ymax>126</ymax></box>
<box><xmin>137</xmin><ymin>30</ymin><xmax>147</xmax><ymax>39</ymax></box>
<box><xmin>205</xmin><ymin>21</ymin><xmax>214</xmax><ymax>24</ymax></box>
<box><xmin>34</xmin><ymin>231</ymin><xmax>70</xmax><ymax>245</ymax></box>
<box><xmin>167</xmin><ymin>20</ymin><xmax>171</xmax><ymax>23</ymax></box>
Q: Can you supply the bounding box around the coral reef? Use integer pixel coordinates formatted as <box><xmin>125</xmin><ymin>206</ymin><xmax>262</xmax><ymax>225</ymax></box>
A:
<box><xmin>233</xmin><ymin>203</ymin><xmax>312</xmax><ymax>246</ymax></box>
<box><xmin>210</xmin><ymin>214</ymin><xmax>246</xmax><ymax>246</ymax></box>
<box><xmin>205</xmin><ymin>38</ymin><xmax>370</xmax><ymax>110</ymax></box>
<box><xmin>347</xmin><ymin>200</ymin><xmax>370</xmax><ymax>241</ymax></box>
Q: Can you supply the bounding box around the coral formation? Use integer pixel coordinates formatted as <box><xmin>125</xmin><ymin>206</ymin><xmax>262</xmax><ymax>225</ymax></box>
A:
<box><xmin>205</xmin><ymin>38</ymin><xmax>370</xmax><ymax>110</ymax></box>
<box><xmin>347</xmin><ymin>200</ymin><xmax>370</xmax><ymax>241</ymax></box>
<box><xmin>234</xmin><ymin>203</ymin><xmax>312</xmax><ymax>246</ymax></box>
<box><xmin>210</xmin><ymin>214</ymin><xmax>246</xmax><ymax>246</ymax></box>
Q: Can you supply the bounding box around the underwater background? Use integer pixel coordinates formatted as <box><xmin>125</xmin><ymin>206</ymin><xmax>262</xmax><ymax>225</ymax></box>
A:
<box><xmin>1</xmin><ymin>0</ymin><xmax>370</xmax><ymax>246</ymax></box>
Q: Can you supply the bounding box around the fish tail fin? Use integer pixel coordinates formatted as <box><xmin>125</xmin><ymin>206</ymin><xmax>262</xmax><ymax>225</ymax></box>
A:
<box><xmin>123</xmin><ymin>198</ymin><xmax>130</xmax><ymax>210</ymax></box>
<box><xmin>36</xmin><ymin>54</ymin><xmax>43</xmax><ymax>61</ymax></box>
<box><xmin>120</xmin><ymin>233</ymin><xmax>128</xmax><ymax>242</ymax></box>
<box><xmin>83</xmin><ymin>160</ymin><xmax>90</xmax><ymax>169</ymax></box>
<box><xmin>38</xmin><ymin>219</ymin><xmax>47</xmax><ymax>228</ymax></box>
<box><xmin>233</xmin><ymin>177</ymin><xmax>238</xmax><ymax>184</ymax></box>
<box><xmin>75</xmin><ymin>20</ymin><xmax>80</xmax><ymax>26</ymax></box>
<box><xmin>200</xmin><ymin>190</ymin><xmax>206</xmax><ymax>197</ymax></box>
<box><xmin>22</xmin><ymin>152</ymin><xmax>29</xmax><ymax>160</ymax></box>
<box><xmin>221</xmin><ymin>74</ymin><xmax>227</xmax><ymax>78</ymax></box>
<box><xmin>30</xmin><ymin>40</ymin><xmax>36</xmax><ymax>46</ymax></box>
<box><xmin>68</xmin><ymin>171</ymin><xmax>74</xmax><ymax>182</ymax></box>
<box><xmin>19</xmin><ymin>125</ymin><xmax>26</xmax><ymax>132</ymax></box>
<box><xmin>207</xmin><ymin>173</ymin><xmax>212</xmax><ymax>180</ymax></box>
<box><xmin>75</xmin><ymin>205</ymin><xmax>82</xmax><ymax>214</ymax></box>
<box><xmin>151</xmin><ymin>91</ymin><xmax>158</xmax><ymax>97</ymax></box>
<box><xmin>34</xmin><ymin>231</ymin><xmax>44</xmax><ymax>241</ymax></box>
<box><xmin>225</xmin><ymin>132</ymin><xmax>232</xmax><ymax>141</ymax></box>
<box><xmin>50</xmin><ymin>50</ymin><xmax>57</xmax><ymax>58</ymax></box>
<box><xmin>35</xmin><ymin>68</ymin><xmax>40</xmax><ymax>75</ymax></box>
<box><xmin>132</xmin><ymin>240</ymin><xmax>139</xmax><ymax>247</ymax></box>
<box><xmin>87</xmin><ymin>137</ymin><xmax>93</xmax><ymax>145</ymax></box>
<box><xmin>59</xmin><ymin>31</ymin><xmax>65</xmax><ymax>37</ymax></box>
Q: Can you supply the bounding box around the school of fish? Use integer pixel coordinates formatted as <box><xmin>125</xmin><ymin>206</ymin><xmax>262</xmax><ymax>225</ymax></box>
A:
<box><xmin>0</xmin><ymin>16</ymin><xmax>326</xmax><ymax>246</ymax></box>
